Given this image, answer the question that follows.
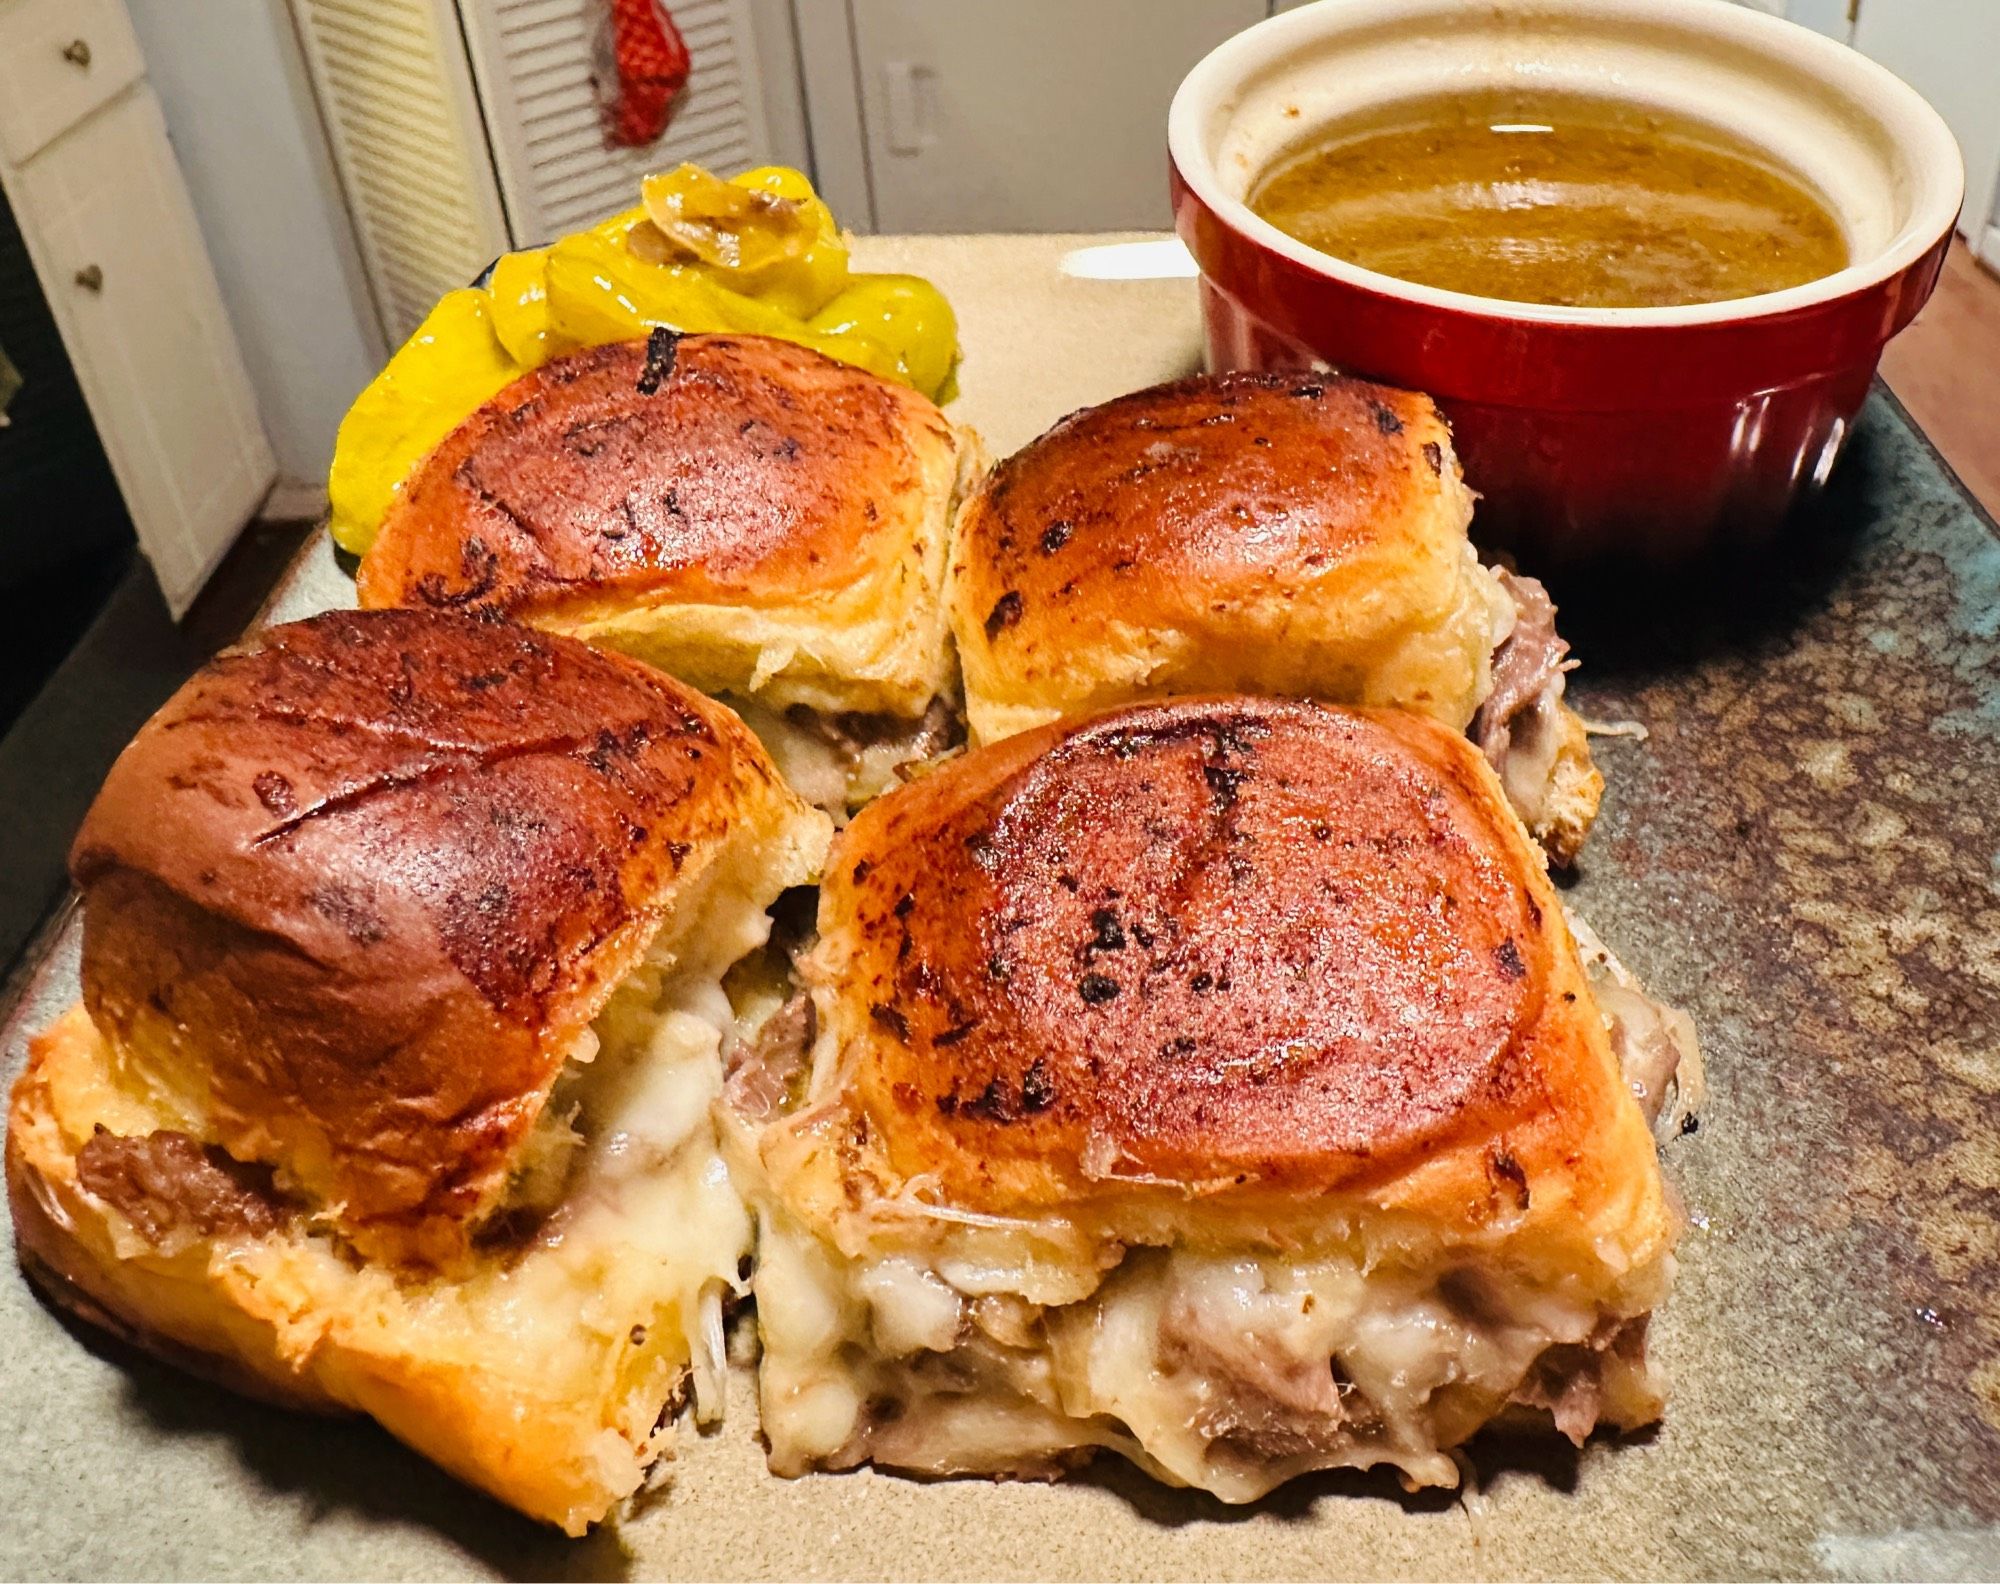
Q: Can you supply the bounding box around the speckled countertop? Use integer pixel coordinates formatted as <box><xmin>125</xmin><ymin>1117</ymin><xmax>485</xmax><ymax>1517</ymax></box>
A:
<box><xmin>1</xmin><ymin>235</ymin><xmax>1996</xmax><ymax>1581</ymax></box>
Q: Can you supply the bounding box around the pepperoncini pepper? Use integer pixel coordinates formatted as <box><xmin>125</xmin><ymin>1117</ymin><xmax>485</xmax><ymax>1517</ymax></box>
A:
<box><xmin>543</xmin><ymin>231</ymin><xmax>911</xmax><ymax>388</ymax></box>
<box><xmin>327</xmin><ymin>290</ymin><xmax>521</xmax><ymax>555</ymax></box>
<box><xmin>485</xmin><ymin>247</ymin><xmax>563</xmax><ymax>365</ymax></box>
<box><xmin>634</xmin><ymin>164</ymin><xmax>850</xmax><ymax>319</ymax></box>
<box><xmin>808</xmin><ymin>273</ymin><xmax>960</xmax><ymax>405</ymax></box>
<box><xmin>544</xmin><ymin>230</ymin><xmax>800</xmax><ymax>346</ymax></box>
<box><xmin>328</xmin><ymin>164</ymin><xmax>960</xmax><ymax>557</ymax></box>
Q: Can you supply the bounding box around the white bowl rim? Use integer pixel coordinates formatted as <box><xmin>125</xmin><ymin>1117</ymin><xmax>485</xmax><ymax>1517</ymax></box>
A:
<box><xmin>1167</xmin><ymin>0</ymin><xmax>1966</xmax><ymax>330</ymax></box>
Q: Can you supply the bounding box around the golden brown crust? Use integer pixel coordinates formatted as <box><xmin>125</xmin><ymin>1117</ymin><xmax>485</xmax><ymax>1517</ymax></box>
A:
<box><xmin>357</xmin><ymin>333</ymin><xmax>958</xmax><ymax>624</ymax></box>
<box><xmin>69</xmin><ymin>607</ymin><xmax>796</xmax><ymax>1266</ymax></box>
<box><xmin>801</xmin><ymin>696</ymin><xmax>1668</xmax><ymax>1269</ymax></box>
<box><xmin>6</xmin><ymin>1006</ymin><xmax>676</xmax><ymax>1533</ymax></box>
<box><xmin>959</xmin><ymin>373</ymin><xmax>1447</xmax><ymax>622</ymax></box>
<box><xmin>948</xmin><ymin>373</ymin><xmax>1495</xmax><ymax>741</ymax></box>
<box><xmin>7</xmin><ymin>1044</ymin><xmax>345</xmax><ymax>1415</ymax></box>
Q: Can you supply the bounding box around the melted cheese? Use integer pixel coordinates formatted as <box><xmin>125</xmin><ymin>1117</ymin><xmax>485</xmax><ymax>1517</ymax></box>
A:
<box><xmin>727</xmin><ymin>697</ymin><xmax>949</xmax><ymax>819</ymax></box>
<box><xmin>1497</xmin><ymin>692</ymin><xmax>1567</xmax><ymax>829</ymax></box>
<box><xmin>465</xmin><ymin>880</ymin><xmax>777</xmax><ymax>1422</ymax></box>
<box><xmin>752</xmin><ymin>1204</ymin><xmax>1669</xmax><ymax>1498</ymax></box>
<box><xmin>170</xmin><ymin>887</ymin><xmax>767</xmax><ymax>1474</ymax></box>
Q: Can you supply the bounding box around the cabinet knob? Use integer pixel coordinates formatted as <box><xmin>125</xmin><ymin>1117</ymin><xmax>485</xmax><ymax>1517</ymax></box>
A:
<box><xmin>61</xmin><ymin>38</ymin><xmax>91</xmax><ymax>68</ymax></box>
<box><xmin>74</xmin><ymin>264</ymin><xmax>103</xmax><ymax>292</ymax></box>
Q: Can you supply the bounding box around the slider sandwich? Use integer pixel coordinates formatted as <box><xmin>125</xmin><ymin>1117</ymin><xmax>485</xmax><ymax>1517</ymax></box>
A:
<box><xmin>357</xmin><ymin>332</ymin><xmax>983</xmax><ymax>816</ymax></box>
<box><xmin>736</xmin><ymin>695</ymin><xmax>1688</xmax><ymax>1498</ymax></box>
<box><xmin>6</xmin><ymin>609</ymin><xmax>829</xmax><ymax>1533</ymax></box>
<box><xmin>947</xmin><ymin>372</ymin><xmax>1603</xmax><ymax>862</ymax></box>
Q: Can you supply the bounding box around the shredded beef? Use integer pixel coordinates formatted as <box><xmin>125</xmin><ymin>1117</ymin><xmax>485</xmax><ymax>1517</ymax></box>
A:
<box><xmin>1472</xmin><ymin>568</ymin><xmax>1574</xmax><ymax>766</ymax></box>
<box><xmin>724</xmin><ymin>988</ymin><xmax>816</xmax><ymax>1124</ymax></box>
<box><xmin>785</xmin><ymin>696</ymin><xmax>965</xmax><ymax>772</ymax></box>
<box><xmin>75</xmin><ymin>1128</ymin><xmax>288</xmax><ymax>1245</ymax></box>
<box><xmin>1607</xmin><ymin>996</ymin><xmax>1689</xmax><ymax>1127</ymax></box>
<box><xmin>1569</xmin><ymin>910</ymin><xmax>1703</xmax><ymax>1129</ymax></box>
<box><xmin>1160</xmin><ymin>1271</ymin><xmax>1653</xmax><ymax>1465</ymax></box>
<box><xmin>1508</xmin><ymin>1316</ymin><xmax>1651</xmax><ymax>1444</ymax></box>
<box><xmin>1159</xmin><ymin>1293</ymin><xmax>1366</xmax><ymax>1461</ymax></box>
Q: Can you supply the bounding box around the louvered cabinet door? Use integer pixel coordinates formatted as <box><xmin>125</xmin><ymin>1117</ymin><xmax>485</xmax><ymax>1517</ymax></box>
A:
<box><xmin>8</xmin><ymin>85</ymin><xmax>274</xmax><ymax>613</ymax></box>
<box><xmin>459</xmin><ymin>0</ymin><xmax>786</xmax><ymax>244</ymax></box>
<box><xmin>287</xmin><ymin>0</ymin><xmax>511</xmax><ymax>341</ymax></box>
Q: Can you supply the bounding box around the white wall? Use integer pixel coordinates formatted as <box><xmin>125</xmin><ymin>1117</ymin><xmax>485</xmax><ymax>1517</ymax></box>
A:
<box><xmin>801</xmin><ymin>0</ymin><xmax>1279</xmax><ymax>232</ymax></box>
<box><xmin>1851</xmin><ymin>0</ymin><xmax>2000</xmax><ymax>252</ymax></box>
<box><xmin>1783</xmin><ymin>0</ymin><xmax>1854</xmax><ymax>39</ymax></box>
<box><xmin>1731</xmin><ymin>0</ymin><xmax>1851</xmax><ymax>39</ymax></box>
<box><xmin>1736</xmin><ymin>0</ymin><xmax>1999</xmax><ymax>261</ymax></box>
<box><xmin>124</xmin><ymin>0</ymin><xmax>386</xmax><ymax>492</ymax></box>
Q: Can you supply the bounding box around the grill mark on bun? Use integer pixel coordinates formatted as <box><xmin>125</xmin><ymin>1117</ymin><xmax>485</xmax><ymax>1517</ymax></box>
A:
<box><xmin>984</xmin><ymin>590</ymin><xmax>1024</xmax><ymax>639</ymax></box>
<box><xmin>240</xmin><ymin>720</ymin><xmax>687</xmax><ymax>854</ymax></box>
<box><xmin>414</xmin><ymin>529</ymin><xmax>503</xmax><ymax>609</ymax></box>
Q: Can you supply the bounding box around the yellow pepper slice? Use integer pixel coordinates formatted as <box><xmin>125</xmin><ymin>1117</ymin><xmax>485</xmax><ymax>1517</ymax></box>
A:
<box><xmin>487</xmin><ymin>247</ymin><xmax>565</xmax><ymax>365</ymax></box>
<box><xmin>544</xmin><ymin>231</ymin><xmax>803</xmax><ymax>345</ymax></box>
<box><xmin>809</xmin><ymin>273</ymin><xmax>960</xmax><ymax>402</ymax></box>
<box><xmin>729</xmin><ymin>165</ymin><xmax>851</xmax><ymax>318</ymax></box>
<box><xmin>794</xmin><ymin>327</ymin><xmax>910</xmax><ymax>388</ymax></box>
<box><xmin>733</xmin><ymin>165</ymin><xmax>818</xmax><ymax>206</ymax></box>
<box><xmin>634</xmin><ymin>163</ymin><xmax>850</xmax><ymax>319</ymax></box>
<box><xmin>544</xmin><ymin>231</ymin><xmax>908</xmax><ymax>386</ymax></box>
<box><xmin>327</xmin><ymin>290</ymin><xmax>521</xmax><ymax>556</ymax></box>
<box><xmin>590</xmin><ymin>204</ymin><xmax>648</xmax><ymax>245</ymax></box>
<box><xmin>329</xmin><ymin>166</ymin><xmax>958</xmax><ymax>559</ymax></box>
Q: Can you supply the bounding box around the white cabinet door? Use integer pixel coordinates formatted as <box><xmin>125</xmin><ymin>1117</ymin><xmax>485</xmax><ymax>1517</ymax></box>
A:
<box><xmin>11</xmin><ymin>86</ymin><xmax>275</xmax><ymax>612</ymax></box>
<box><xmin>0</xmin><ymin>0</ymin><xmax>145</xmax><ymax>165</ymax></box>
<box><xmin>845</xmin><ymin>0</ymin><xmax>1266</xmax><ymax>233</ymax></box>
<box><xmin>286</xmin><ymin>0</ymin><xmax>511</xmax><ymax>343</ymax></box>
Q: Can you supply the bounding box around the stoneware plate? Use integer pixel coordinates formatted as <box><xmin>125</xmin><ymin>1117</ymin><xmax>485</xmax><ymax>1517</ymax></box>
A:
<box><xmin>3</xmin><ymin>234</ymin><xmax>1998</xmax><ymax>1582</ymax></box>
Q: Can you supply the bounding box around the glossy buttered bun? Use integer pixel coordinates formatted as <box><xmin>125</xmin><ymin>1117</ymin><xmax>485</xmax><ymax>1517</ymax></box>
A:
<box><xmin>745</xmin><ymin>696</ymin><xmax>1676</xmax><ymax>1498</ymax></box>
<box><xmin>355</xmin><ymin>333</ymin><xmax>980</xmax><ymax>813</ymax></box>
<box><xmin>948</xmin><ymin>372</ymin><xmax>1508</xmax><ymax>741</ymax></box>
<box><xmin>946</xmin><ymin>372</ymin><xmax>1602</xmax><ymax>861</ymax></box>
<box><xmin>7</xmin><ymin>608</ymin><xmax>829</xmax><ymax>1532</ymax></box>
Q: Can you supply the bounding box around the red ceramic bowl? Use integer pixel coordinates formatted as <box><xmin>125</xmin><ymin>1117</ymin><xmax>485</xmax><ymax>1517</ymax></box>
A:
<box><xmin>1169</xmin><ymin>0</ymin><xmax>1964</xmax><ymax>566</ymax></box>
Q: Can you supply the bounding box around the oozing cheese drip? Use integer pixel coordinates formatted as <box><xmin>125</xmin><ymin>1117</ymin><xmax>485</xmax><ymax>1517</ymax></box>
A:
<box><xmin>40</xmin><ymin>858</ymin><xmax>813</xmax><ymax>1533</ymax></box>
<box><xmin>752</xmin><ymin>1206</ymin><xmax>1670</xmax><ymax>1500</ymax></box>
<box><xmin>488</xmin><ymin>879</ymin><xmax>780</xmax><ymax>1422</ymax></box>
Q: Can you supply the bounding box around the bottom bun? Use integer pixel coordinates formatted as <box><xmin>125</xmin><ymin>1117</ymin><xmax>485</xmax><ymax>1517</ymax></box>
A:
<box><xmin>9</xmin><ymin>1002</ymin><xmax>750</xmax><ymax>1535</ymax></box>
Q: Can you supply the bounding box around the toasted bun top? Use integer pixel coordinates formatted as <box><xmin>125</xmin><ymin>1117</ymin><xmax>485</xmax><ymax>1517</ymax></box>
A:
<box><xmin>803</xmin><ymin>696</ymin><xmax>1664</xmax><ymax>1261</ymax></box>
<box><xmin>356</xmin><ymin>333</ymin><xmax>958</xmax><ymax>624</ymax></box>
<box><xmin>947</xmin><ymin>372</ymin><xmax>1493</xmax><ymax>740</ymax></box>
<box><xmin>70</xmin><ymin>607</ymin><xmax>809</xmax><ymax>1265</ymax></box>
